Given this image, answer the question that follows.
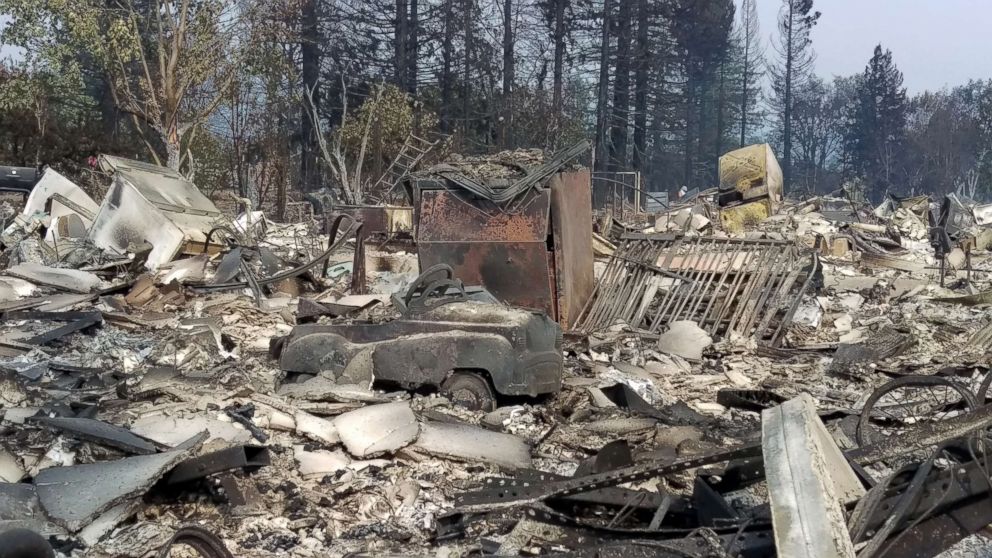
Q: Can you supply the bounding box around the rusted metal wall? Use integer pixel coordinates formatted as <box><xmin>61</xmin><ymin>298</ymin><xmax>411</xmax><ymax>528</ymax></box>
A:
<box><xmin>550</xmin><ymin>171</ymin><xmax>595</xmax><ymax>330</ymax></box>
<box><xmin>414</xmin><ymin>172</ymin><xmax>595</xmax><ymax>326</ymax></box>
<box><xmin>416</xmin><ymin>188</ymin><xmax>557</xmax><ymax>317</ymax></box>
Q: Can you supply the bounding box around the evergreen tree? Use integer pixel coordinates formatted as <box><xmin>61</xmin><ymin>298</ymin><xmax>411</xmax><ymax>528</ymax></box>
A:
<box><xmin>769</xmin><ymin>0</ymin><xmax>820</xmax><ymax>190</ymax></box>
<box><xmin>736</xmin><ymin>0</ymin><xmax>765</xmax><ymax>147</ymax></box>
<box><xmin>671</xmin><ymin>0</ymin><xmax>734</xmax><ymax>187</ymax></box>
<box><xmin>846</xmin><ymin>45</ymin><xmax>908</xmax><ymax>198</ymax></box>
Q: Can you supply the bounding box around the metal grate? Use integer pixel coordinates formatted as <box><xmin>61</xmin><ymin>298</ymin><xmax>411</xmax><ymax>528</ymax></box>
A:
<box><xmin>574</xmin><ymin>233</ymin><xmax>816</xmax><ymax>346</ymax></box>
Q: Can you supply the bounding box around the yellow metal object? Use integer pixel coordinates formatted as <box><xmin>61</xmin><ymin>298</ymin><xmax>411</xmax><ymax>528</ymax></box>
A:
<box><xmin>719</xmin><ymin>201</ymin><xmax>774</xmax><ymax>233</ymax></box>
<box><xmin>717</xmin><ymin>144</ymin><xmax>783</xmax><ymax>231</ymax></box>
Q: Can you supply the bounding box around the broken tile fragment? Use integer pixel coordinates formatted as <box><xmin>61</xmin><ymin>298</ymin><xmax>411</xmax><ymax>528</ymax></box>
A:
<box><xmin>333</xmin><ymin>401</ymin><xmax>418</xmax><ymax>458</ymax></box>
<box><xmin>413</xmin><ymin>420</ymin><xmax>531</xmax><ymax>469</ymax></box>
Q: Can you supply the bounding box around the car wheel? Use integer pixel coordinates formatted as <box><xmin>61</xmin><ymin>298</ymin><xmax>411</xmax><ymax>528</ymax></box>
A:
<box><xmin>441</xmin><ymin>371</ymin><xmax>496</xmax><ymax>412</ymax></box>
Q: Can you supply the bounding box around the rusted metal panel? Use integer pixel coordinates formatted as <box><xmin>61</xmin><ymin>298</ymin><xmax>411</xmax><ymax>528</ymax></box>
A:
<box><xmin>417</xmin><ymin>190</ymin><xmax>550</xmax><ymax>242</ymax></box>
<box><xmin>415</xmin><ymin>184</ymin><xmax>556</xmax><ymax>317</ymax></box>
<box><xmin>418</xmin><ymin>242</ymin><xmax>555</xmax><ymax>317</ymax></box>
<box><xmin>550</xmin><ymin>171</ymin><xmax>595</xmax><ymax>330</ymax></box>
<box><xmin>413</xmin><ymin>170</ymin><xmax>593</xmax><ymax>326</ymax></box>
<box><xmin>331</xmin><ymin>205</ymin><xmax>389</xmax><ymax>231</ymax></box>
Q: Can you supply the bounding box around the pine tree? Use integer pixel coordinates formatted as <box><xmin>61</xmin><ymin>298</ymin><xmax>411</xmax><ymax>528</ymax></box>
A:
<box><xmin>846</xmin><ymin>45</ymin><xmax>908</xmax><ymax>198</ymax></box>
<box><xmin>736</xmin><ymin>0</ymin><xmax>764</xmax><ymax>147</ymax></box>
<box><xmin>769</xmin><ymin>0</ymin><xmax>819</xmax><ymax>191</ymax></box>
<box><xmin>672</xmin><ymin>0</ymin><xmax>734</xmax><ymax>187</ymax></box>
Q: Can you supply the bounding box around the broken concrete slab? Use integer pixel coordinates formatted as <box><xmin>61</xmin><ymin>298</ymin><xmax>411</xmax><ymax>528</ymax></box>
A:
<box><xmin>333</xmin><ymin>401</ymin><xmax>419</xmax><ymax>458</ymax></box>
<box><xmin>0</xmin><ymin>447</ymin><xmax>25</xmax><ymax>482</ymax></box>
<box><xmin>413</xmin><ymin>420</ymin><xmax>532</xmax><ymax>469</ymax></box>
<box><xmin>4</xmin><ymin>263</ymin><xmax>102</xmax><ymax>293</ymax></box>
<box><xmin>656</xmin><ymin>321</ymin><xmax>713</xmax><ymax>360</ymax></box>
<box><xmin>294</xmin><ymin>447</ymin><xmax>351</xmax><ymax>479</ymax></box>
<box><xmin>2</xmin><ymin>407</ymin><xmax>39</xmax><ymax>425</ymax></box>
<box><xmin>278</xmin><ymin>377</ymin><xmax>386</xmax><ymax>402</ymax></box>
<box><xmin>762</xmin><ymin>394</ymin><xmax>863</xmax><ymax>558</ymax></box>
<box><xmin>28</xmin><ymin>417</ymin><xmax>157</xmax><ymax>455</ymax></box>
<box><xmin>294</xmin><ymin>411</ymin><xmax>340</xmax><ymax>446</ymax></box>
<box><xmin>33</xmin><ymin>440</ymin><xmax>199</xmax><ymax>532</ymax></box>
<box><xmin>77</xmin><ymin>501</ymin><xmax>140</xmax><ymax>547</ymax></box>
<box><xmin>0</xmin><ymin>483</ymin><xmax>65</xmax><ymax>537</ymax></box>
<box><xmin>129</xmin><ymin>414</ymin><xmax>252</xmax><ymax>447</ymax></box>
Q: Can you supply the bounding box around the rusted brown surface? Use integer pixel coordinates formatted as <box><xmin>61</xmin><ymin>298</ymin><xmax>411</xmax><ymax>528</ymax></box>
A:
<box><xmin>329</xmin><ymin>205</ymin><xmax>391</xmax><ymax>233</ymax></box>
<box><xmin>418</xmin><ymin>242</ymin><xmax>556</xmax><ymax>317</ymax></box>
<box><xmin>415</xmin><ymin>185</ymin><xmax>556</xmax><ymax>317</ymax></box>
<box><xmin>550</xmin><ymin>171</ymin><xmax>594</xmax><ymax>330</ymax></box>
<box><xmin>413</xmin><ymin>172</ymin><xmax>594</xmax><ymax>327</ymax></box>
<box><xmin>417</xmin><ymin>190</ymin><xmax>549</xmax><ymax>242</ymax></box>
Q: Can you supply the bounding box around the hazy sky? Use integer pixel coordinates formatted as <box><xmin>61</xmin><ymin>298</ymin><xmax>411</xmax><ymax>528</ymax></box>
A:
<box><xmin>752</xmin><ymin>0</ymin><xmax>992</xmax><ymax>93</ymax></box>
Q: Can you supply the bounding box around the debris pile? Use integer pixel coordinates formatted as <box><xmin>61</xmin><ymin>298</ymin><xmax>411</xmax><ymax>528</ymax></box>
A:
<box><xmin>2</xmin><ymin>149</ymin><xmax>992</xmax><ymax>557</ymax></box>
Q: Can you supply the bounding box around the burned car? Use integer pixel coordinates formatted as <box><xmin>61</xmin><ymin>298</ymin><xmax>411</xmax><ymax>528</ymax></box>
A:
<box><xmin>273</xmin><ymin>265</ymin><xmax>563</xmax><ymax>411</ymax></box>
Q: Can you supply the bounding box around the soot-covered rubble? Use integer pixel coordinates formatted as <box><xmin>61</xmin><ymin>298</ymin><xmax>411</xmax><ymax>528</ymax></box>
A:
<box><xmin>2</xmin><ymin>148</ymin><xmax>992</xmax><ymax>557</ymax></box>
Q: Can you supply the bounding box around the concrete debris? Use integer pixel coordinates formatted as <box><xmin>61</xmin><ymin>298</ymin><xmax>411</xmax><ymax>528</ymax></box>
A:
<box><xmin>0</xmin><ymin>150</ymin><xmax>991</xmax><ymax>556</ymax></box>
<box><xmin>129</xmin><ymin>414</ymin><xmax>253</xmax><ymax>447</ymax></box>
<box><xmin>33</xmin><ymin>437</ymin><xmax>199</xmax><ymax>532</ymax></box>
<box><xmin>333</xmin><ymin>401</ymin><xmax>419</xmax><ymax>458</ymax></box>
<box><xmin>4</xmin><ymin>263</ymin><xmax>102</xmax><ymax>293</ymax></box>
<box><xmin>0</xmin><ymin>447</ymin><xmax>25</xmax><ymax>482</ymax></box>
<box><xmin>293</xmin><ymin>410</ymin><xmax>341</xmax><ymax>446</ymax></box>
<box><xmin>294</xmin><ymin>447</ymin><xmax>351</xmax><ymax>478</ymax></box>
<box><xmin>762</xmin><ymin>394</ymin><xmax>862</xmax><ymax>558</ymax></box>
<box><xmin>412</xmin><ymin>420</ymin><xmax>532</xmax><ymax>469</ymax></box>
<box><xmin>656</xmin><ymin>320</ymin><xmax>713</xmax><ymax>360</ymax></box>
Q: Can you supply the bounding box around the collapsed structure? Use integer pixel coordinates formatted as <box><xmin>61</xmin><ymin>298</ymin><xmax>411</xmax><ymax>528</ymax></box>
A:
<box><xmin>1</xmin><ymin>145</ymin><xmax>992</xmax><ymax>557</ymax></box>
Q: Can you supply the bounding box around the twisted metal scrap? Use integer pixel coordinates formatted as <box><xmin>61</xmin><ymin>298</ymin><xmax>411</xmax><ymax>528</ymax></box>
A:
<box><xmin>156</xmin><ymin>526</ymin><xmax>234</xmax><ymax>558</ymax></box>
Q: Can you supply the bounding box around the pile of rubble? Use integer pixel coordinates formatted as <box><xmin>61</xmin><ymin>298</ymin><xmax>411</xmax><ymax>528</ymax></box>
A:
<box><xmin>3</xmin><ymin>148</ymin><xmax>992</xmax><ymax>558</ymax></box>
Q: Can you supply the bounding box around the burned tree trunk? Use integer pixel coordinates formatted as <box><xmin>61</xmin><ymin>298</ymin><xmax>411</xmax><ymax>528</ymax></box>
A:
<box><xmin>501</xmin><ymin>0</ymin><xmax>514</xmax><ymax>147</ymax></box>
<box><xmin>609</xmin><ymin>0</ymin><xmax>632</xmax><ymax>172</ymax></box>
<box><xmin>395</xmin><ymin>0</ymin><xmax>409</xmax><ymax>91</ymax></box>
<box><xmin>441</xmin><ymin>0</ymin><xmax>455</xmax><ymax>133</ymax></box>
<box><xmin>407</xmin><ymin>0</ymin><xmax>418</xmax><ymax>95</ymax></box>
<box><xmin>300</xmin><ymin>0</ymin><xmax>320</xmax><ymax>192</ymax></box>
<box><xmin>632</xmin><ymin>0</ymin><xmax>649</xmax><ymax>173</ymax></box>
<box><xmin>551</xmin><ymin>0</ymin><xmax>566</xmax><ymax>118</ymax></box>
<box><xmin>463</xmin><ymin>0</ymin><xmax>474</xmax><ymax>137</ymax></box>
<box><xmin>594</xmin><ymin>0</ymin><xmax>613</xmax><ymax>172</ymax></box>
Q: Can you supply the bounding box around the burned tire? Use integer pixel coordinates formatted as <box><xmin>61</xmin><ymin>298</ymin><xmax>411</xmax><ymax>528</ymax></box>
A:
<box><xmin>978</xmin><ymin>372</ymin><xmax>992</xmax><ymax>403</ymax></box>
<box><xmin>856</xmin><ymin>375</ymin><xmax>978</xmax><ymax>448</ymax></box>
<box><xmin>441</xmin><ymin>371</ymin><xmax>496</xmax><ymax>412</ymax></box>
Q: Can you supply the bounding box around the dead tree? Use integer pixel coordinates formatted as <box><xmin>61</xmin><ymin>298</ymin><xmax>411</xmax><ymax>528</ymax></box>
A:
<box><xmin>304</xmin><ymin>77</ymin><xmax>382</xmax><ymax>205</ymax></box>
